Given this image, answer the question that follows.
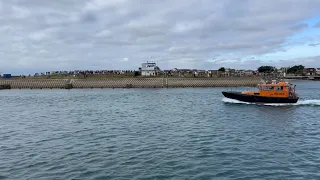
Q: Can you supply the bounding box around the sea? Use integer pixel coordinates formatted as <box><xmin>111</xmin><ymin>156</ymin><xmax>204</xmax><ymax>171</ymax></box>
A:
<box><xmin>0</xmin><ymin>80</ymin><xmax>319</xmax><ymax>180</ymax></box>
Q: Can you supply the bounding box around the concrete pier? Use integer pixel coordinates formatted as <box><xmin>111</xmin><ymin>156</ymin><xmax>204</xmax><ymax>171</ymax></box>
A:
<box><xmin>0</xmin><ymin>77</ymin><xmax>262</xmax><ymax>89</ymax></box>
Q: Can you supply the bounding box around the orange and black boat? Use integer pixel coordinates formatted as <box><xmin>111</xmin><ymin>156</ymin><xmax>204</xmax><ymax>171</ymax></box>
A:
<box><xmin>222</xmin><ymin>80</ymin><xmax>299</xmax><ymax>103</ymax></box>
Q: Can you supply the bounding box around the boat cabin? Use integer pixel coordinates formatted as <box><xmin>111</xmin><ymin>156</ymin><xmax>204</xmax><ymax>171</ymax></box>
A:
<box><xmin>242</xmin><ymin>81</ymin><xmax>297</xmax><ymax>98</ymax></box>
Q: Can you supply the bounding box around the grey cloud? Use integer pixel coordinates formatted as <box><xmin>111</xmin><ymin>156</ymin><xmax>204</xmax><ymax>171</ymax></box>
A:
<box><xmin>314</xmin><ymin>22</ymin><xmax>320</xmax><ymax>28</ymax></box>
<box><xmin>276</xmin><ymin>56</ymin><xmax>320</xmax><ymax>68</ymax></box>
<box><xmin>80</xmin><ymin>12</ymin><xmax>98</xmax><ymax>23</ymax></box>
<box><xmin>1</xmin><ymin>0</ymin><xmax>320</xmax><ymax>74</ymax></box>
<box><xmin>309</xmin><ymin>43</ymin><xmax>320</xmax><ymax>47</ymax></box>
<box><xmin>204</xmin><ymin>56</ymin><xmax>320</xmax><ymax>70</ymax></box>
<box><xmin>290</xmin><ymin>23</ymin><xmax>309</xmax><ymax>31</ymax></box>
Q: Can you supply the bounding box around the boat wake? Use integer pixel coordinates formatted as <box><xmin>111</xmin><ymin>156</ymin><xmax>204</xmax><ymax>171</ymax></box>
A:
<box><xmin>222</xmin><ymin>98</ymin><xmax>320</xmax><ymax>106</ymax></box>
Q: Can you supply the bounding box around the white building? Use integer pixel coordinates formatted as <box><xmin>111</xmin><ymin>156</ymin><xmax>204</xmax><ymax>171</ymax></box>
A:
<box><xmin>279</xmin><ymin>67</ymin><xmax>290</xmax><ymax>77</ymax></box>
<box><xmin>140</xmin><ymin>62</ymin><xmax>161</xmax><ymax>76</ymax></box>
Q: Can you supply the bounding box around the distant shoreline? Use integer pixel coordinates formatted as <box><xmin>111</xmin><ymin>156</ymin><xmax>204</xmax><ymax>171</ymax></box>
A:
<box><xmin>282</xmin><ymin>76</ymin><xmax>320</xmax><ymax>81</ymax></box>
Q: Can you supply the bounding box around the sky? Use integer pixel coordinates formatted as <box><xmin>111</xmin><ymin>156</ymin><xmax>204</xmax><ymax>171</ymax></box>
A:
<box><xmin>1</xmin><ymin>0</ymin><xmax>320</xmax><ymax>75</ymax></box>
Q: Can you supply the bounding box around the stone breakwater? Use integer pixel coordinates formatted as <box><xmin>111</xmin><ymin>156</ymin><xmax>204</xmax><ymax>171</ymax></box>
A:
<box><xmin>0</xmin><ymin>77</ymin><xmax>261</xmax><ymax>89</ymax></box>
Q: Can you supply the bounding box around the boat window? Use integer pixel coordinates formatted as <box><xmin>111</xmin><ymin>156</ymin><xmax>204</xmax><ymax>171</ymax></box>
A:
<box><xmin>261</xmin><ymin>86</ymin><xmax>274</xmax><ymax>90</ymax></box>
<box><xmin>276</xmin><ymin>86</ymin><xmax>284</xmax><ymax>91</ymax></box>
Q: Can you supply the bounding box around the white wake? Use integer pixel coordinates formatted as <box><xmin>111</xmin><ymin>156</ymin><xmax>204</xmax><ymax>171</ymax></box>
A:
<box><xmin>222</xmin><ymin>98</ymin><xmax>320</xmax><ymax>106</ymax></box>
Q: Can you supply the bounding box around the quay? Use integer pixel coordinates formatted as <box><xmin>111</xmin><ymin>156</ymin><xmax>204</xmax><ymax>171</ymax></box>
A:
<box><xmin>283</xmin><ymin>76</ymin><xmax>320</xmax><ymax>81</ymax></box>
<box><xmin>0</xmin><ymin>77</ymin><xmax>262</xmax><ymax>89</ymax></box>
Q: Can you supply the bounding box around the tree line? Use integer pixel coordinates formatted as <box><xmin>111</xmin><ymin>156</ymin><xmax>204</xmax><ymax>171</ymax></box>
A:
<box><xmin>257</xmin><ymin>65</ymin><xmax>305</xmax><ymax>74</ymax></box>
<box><xmin>217</xmin><ymin>65</ymin><xmax>305</xmax><ymax>74</ymax></box>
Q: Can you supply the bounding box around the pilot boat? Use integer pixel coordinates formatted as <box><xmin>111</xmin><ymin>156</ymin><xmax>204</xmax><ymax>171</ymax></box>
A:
<box><xmin>222</xmin><ymin>80</ymin><xmax>299</xmax><ymax>104</ymax></box>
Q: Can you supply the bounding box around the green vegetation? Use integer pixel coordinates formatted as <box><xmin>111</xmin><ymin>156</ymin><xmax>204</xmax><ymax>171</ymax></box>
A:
<box><xmin>287</xmin><ymin>65</ymin><xmax>305</xmax><ymax>74</ymax></box>
<box><xmin>218</xmin><ymin>67</ymin><xmax>226</xmax><ymax>72</ymax></box>
<box><xmin>257</xmin><ymin>66</ymin><xmax>276</xmax><ymax>73</ymax></box>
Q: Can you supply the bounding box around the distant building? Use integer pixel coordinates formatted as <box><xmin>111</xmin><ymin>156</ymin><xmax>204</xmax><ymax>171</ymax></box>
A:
<box><xmin>1</xmin><ymin>74</ymin><xmax>12</xmax><ymax>78</ymax></box>
<box><xmin>304</xmin><ymin>68</ymin><xmax>316</xmax><ymax>76</ymax></box>
<box><xmin>207</xmin><ymin>70</ymin><xmax>218</xmax><ymax>77</ymax></box>
<box><xmin>140</xmin><ymin>61</ymin><xmax>161</xmax><ymax>76</ymax></box>
<box><xmin>279</xmin><ymin>67</ymin><xmax>290</xmax><ymax>76</ymax></box>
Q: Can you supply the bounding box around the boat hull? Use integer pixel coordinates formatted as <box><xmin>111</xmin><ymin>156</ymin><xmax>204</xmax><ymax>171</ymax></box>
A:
<box><xmin>222</xmin><ymin>91</ymin><xmax>299</xmax><ymax>104</ymax></box>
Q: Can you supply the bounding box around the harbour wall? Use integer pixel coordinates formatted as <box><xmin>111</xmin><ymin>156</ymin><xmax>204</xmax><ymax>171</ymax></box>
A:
<box><xmin>0</xmin><ymin>77</ymin><xmax>262</xmax><ymax>89</ymax></box>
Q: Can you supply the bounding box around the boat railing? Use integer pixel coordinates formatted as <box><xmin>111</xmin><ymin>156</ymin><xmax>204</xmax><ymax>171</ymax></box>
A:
<box><xmin>288</xmin><ymin>85</ymin><xmax>297</xmax><ymax>98</ymax></box>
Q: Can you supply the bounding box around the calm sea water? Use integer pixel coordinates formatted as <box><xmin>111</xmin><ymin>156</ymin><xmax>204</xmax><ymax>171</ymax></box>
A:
<box><xmin>0</xmin><ymin>80</ymin><xmax>319</xmax><ymax>180</ymax></box>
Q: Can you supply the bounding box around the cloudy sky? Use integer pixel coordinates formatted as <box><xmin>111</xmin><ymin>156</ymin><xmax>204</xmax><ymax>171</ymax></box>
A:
<box><xmin>1</xmin><ymin>0</ymin><xmax>320</xmax><ymax>75</ymax></box>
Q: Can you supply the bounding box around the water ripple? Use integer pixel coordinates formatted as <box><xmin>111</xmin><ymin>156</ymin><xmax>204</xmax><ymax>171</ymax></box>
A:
<box><xmin>0</xmin><ymin>82</ymin><xmax>320</xmax><ymax>179</ymax></box>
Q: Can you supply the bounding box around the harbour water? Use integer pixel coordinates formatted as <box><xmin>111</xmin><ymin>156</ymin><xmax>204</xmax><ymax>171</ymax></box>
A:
<box><xmin>0</xmin><ymin>80</ymin><xmax>319</xmax><ymax>180</ymax></box>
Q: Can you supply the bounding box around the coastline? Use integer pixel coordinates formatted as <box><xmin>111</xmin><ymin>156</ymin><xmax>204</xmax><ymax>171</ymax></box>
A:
<box><xmin>0</xmin><ymin>77</ymin><xmax>263</xmax><ymax>89</ymax></box>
